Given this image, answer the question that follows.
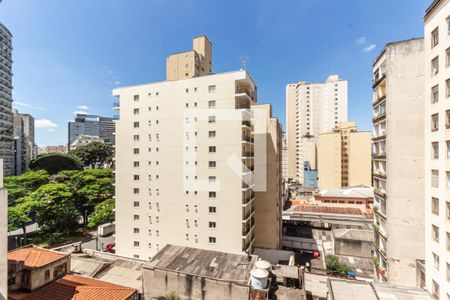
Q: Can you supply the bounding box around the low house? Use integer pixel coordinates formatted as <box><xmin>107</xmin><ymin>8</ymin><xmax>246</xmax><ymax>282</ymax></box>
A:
<box><xmin>15</xmin><ymin>274</ymin><xmax>138</xmax><ymax>300</ymax></box>
<box><xmin>7</xmin><ymin>246</ymin><xmax>70</xmax><ymax>292</ymax></box>
<box><xmin>331</xmin><ymin>229</ymin><xmax>374</xmax><ymax>258</ymax></box>
<box><xmin>143</xmin><ymin>244</ymin><xmax>257</xmax><ymax>300</ymax></box>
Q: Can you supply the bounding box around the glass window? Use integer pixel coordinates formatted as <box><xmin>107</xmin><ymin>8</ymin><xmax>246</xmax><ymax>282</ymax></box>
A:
<box><xmin>432</xmin><ymin>197</ymin><xmax>439</xmax><ymax>215</ymax></box>
<box><xmin>432</xmin><ymin>142</ymin><xmax>439</xmax><ymax>159</ymax></box>
<box><xmin>432</xmin><ymin>27</ymin><xmax>439</xmax><ymax>48</ymax></box>
<box><xmin>432</xmin><ymin>56</ymin><xmax>439</xmax><ymax>76</ymax></box>
<box><xmin>432</xmin><ymin>85</ymin><xmax>439</xmax><ymax>103</ymax></box>
<box><xmin>432</xmin><ymin>170</ymin><xmax>439</xmax><ymax>188</ymax></box>
<box><xmin>208</xmin><ymin>85</ymin><xmax>216</xmax><ymax>93</ymax></box>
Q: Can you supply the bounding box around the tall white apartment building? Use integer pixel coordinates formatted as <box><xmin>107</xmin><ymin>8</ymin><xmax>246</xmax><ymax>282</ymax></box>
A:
<box><xmin>286</xmin><ymin>75</ymin><xmax>348</xmax><ymax>183</ymax></box>
<box><xmin>371</xmin><ymin>38</ymin><xmax>425</xmax><ymax>286</ymax></box>
<box><xmin>113</xmin><ymin>37</ymin><xmax>266</xmax><ymax>259</ymax></box>
<box><xmin>0</xmin><ymin>160</ymin><xmax>8</xmax><ymax>300</ymax></box>
<box><xmin>424</xmin><ymin>1</ymin><xmax>450</xmax><ymax>298</ymax></box>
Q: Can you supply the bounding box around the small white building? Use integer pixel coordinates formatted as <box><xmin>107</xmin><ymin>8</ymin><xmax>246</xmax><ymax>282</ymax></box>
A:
<box><xmin>70</xmin><ymin>134</ymin><xmax>104</xmax><ymax>150</ymax></box>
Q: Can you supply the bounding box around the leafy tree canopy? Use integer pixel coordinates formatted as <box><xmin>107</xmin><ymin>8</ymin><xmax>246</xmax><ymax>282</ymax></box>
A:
<box><xmin>88</xmin><ymin>198</ymin><xmax>114</xmax><ymax>228</ymax></box>
<box><xmin>4</xmin><ymin>170</ymin><xmax>50</xmax><ymax>205</ymax></box>
<box><xmin>69</xmin><ymin>142</ymin><xmax>113</xmax><ymax>169</ymax></box>
<box><xmin>30</xmin><ymin>153</ymin><xmax>83</xmax><ymax>175</ymax></box>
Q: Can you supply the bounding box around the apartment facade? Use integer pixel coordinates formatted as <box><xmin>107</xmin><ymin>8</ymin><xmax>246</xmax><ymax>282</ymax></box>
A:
<box><xmin>317</xmin><ymin>122</ymin><xmax>371</xmax><ymax>189</ymax></box>
<box><xmin>0</xmin><ymin>160</ymin><xmax>7</xmax><ymax>300</ymax></box>
<box><xmin>286</xmin><ymin>75</ymin><xmax>348</xmax><ymax>184</ymax></box>
<box><xmin>252</xmin><ymin>103</ymin><xmax>282</xmax><ymax>250</ymax></box>
<box><xmin>281</xmin><ymin>132</ymin><xmax>288</xmax><ymax>181</ymax></box>
<box><xmin>68</xmin><ymin>114</ymin><xmax>115</xmax><ymax>150</ymax></box>
<box><xmin>12</xmin><ymin>110</ymin><xmax>36</xmax><ymax>175</ymax></box>
<box><xmin>0</xmin><ymin>23</ymin><xmax>13</xmax><ymax>177</ymax></box>
<box><xmin>372</xmin><ymin>38</ymin><xmax>425</xmax><ymax>286</ymax></box>
<box><xmin>114</xmin><ymin>68</ymin><xmax>259</xmax><ymax>259</ymax></box>
<box><xmin>424</xmin><ymin>1</ymin><xmax>450</xmax><ymax>298</ymax></box>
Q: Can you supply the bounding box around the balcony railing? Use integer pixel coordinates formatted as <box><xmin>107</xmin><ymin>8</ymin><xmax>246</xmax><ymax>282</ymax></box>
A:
<box><xmin>113</xmin><ymin>102</ymin><xmax>120</xmax><ymax>110</ymax></box>
<box><xmin>372</xmin><ymin>74</ymin><xmax>386</xmax><ymax>88</ymax></box>
<box><xmin>373</xmin><ymin>152</ymin><xmax>386</xmax><ymax>159</ymax></box>
<box><xmin>242</xmin><ymin>120</ymin><xmax>251</xmax><ymax>128</ymax></box>
<box><xmin>242</xmin><ymin>135</ymin><xmax>254</xmax><ymax>143</ymax></box>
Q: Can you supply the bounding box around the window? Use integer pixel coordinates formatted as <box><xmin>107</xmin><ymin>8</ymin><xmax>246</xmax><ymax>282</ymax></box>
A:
<box><xmin>208</xmin><ymin>176</ymin><xmax>216</xmax><ymax>183</ymax></box>
<box><xmin>134</xmin><ymin>95</ymin><xmax>139</xmax><ymax>101</ymax></box>
<box><xmin>432</xmin><ymin>224</ymin><xmax>440</xmax><ymax>242</ymax></box>
<box><xmin>209</xmin><ymin>237</ymin><xmax>216</xmax><ymax>243</ymax></box>
<box><xmin>447</xmin><ymin>141</ymin><xmax>450</xmax><ymax>158</ymax></box>
<box><xmin>133</xmin><ymin>228</ymin><xmax>139</xmax><ymax>234</ymax></box>
<box><xmin>209</xmin><ymin>191</ymin><xmax>216</xmax><ymax>198</ymax></box>
<box><xmin>209</xmin><ymin>222</ymin><xmax>216</xmax><ymax>228</ymax></box>
<box><xmin>208</xmin><ymin>161</ymin><xmax>216</xmax><ymax>168</ymax></box>
<box><xmin>447</xmin><ymin>110</ymin><xmax>450</xmax><ymax>128</ymax></box>
<box><xmin>54</xmin><ymin>263</ymin><xmax>67</xmax><ymax>278</ymax></box>
<box><xmin>432</xmin><ymin>27</ymin><xmax>439</xmax><ymax>48</ymax></box>
<box><xmin>209</xmin><ymin>146</ymin><xmax>216</xmax><ymax>153</ymax></box>
<box><xmin>432</xmin><ymin>142</ymin><xmax>439</xmax><ymax>159</ymax></box>
<box><xmin>432</xmin><ymin>197</ymin><xmax>439</xmax><ymax>215</ymax></box>
<box><xmin>209</xmin><ymin>131</ymin><xmax>216</xmax><ymax>138</ymax></box>
<box><xmin>134</xmin><ymin>148</ymin><xmax>139</xmax><ymax>154</ymax></box>
<box><xmin>432</xmin><ymin>85</ymin><xmax>439</xmax><ymax>103</ymax></box>
<box><xmin>209</xmin><ymin>206</ymin><xmax>216</xmax><ymax>213</ymax></box>
<box><xmin>44</xmin><ymin>270</ymin><xmax>50</xmax><ymax>280</ymax></box>
<box><xmin>447</xmin><ymin>232</ymin><xmax>450</xmax><ymax>249</ymax></box>
<box><xmin>432</xmin><ymin>170</ymin><xmax>439</xmax><ymax>188</ymax></box>
<box><xmin>134</xmin><ymin>241</ymin><xmax>140</xmax><ymax>247</ymax></box>
<box><xmin>432</xmin><ymin>114</ymin><xmax>439</xmax><ymax>131</ymax></box>
<box><xmin>208</xmin><ymin>100</ymin><xmax>216</xmax><ymax>108</ymax></box>
<box><xmin>447</xmin><ymin>48</ymin><xmax>450</xmax><ymax>67</ymax></box>
<box><xmin>447</xmin><ymin>263</ymin><xmax>450</xmax><ymax>281</ymax></box>
<box><xmin>208</xmin><ymin>85</ymin><xmax>216</xmax><ymax>93</ymax></box>
<box><xmin>208</xmin><ymin>116</ymin><xmax>216</xmax><ymax>123</ymax></box>
<box><xmin>432</xmin><ymin>56</ymin><xmax>439</xmax><ymax>76</ymax></box>
<box><xmin>447</xmin><ymin>79</ymin><xmax>450</xmax><ymax>98</ymax></box>
<box><xmin>133</xmin><ymin>214</ymin><xmax>140</xmax><ymax>221</ymax></box>
<box><xmin>133</xmin><ymin>188</ymin><xmax>139</xmax><ymax>194</ymax></box>
<box><xmin>133</xmin><ymin>135</ymin><xmax>139</xmax><ymax>141</ymax></box>
<box><xmin>185</xmin><ymin>88</ymin><xmax>189</xmax><ymax>93</ymax></box>
<box><xmin>433</xmin><ymin>253</ymin><xmax>440</xmax><ymax>270</ymax></box>
<box><xmin>133</xmin><ymin>175</ymin><xmax>139</xmax><ymax>181</ymax></box>
<box><xmin>447</xmin><ymin>171</ymin><xmax>450</xmax><ymax>188</ymax></box>
<box><xmin>133</xmin><ymin>161</ymin><xmax>140</xmax><ymax>167</ymax></box>
<box><xmin>133</xmin><ymin>108</ymin><xmax>139</xmax><ymax>115</ymax></box>
<box><xmin>447</xmin><ymin>16</ymin><xmax>450</xmax><ymax>34</ymax></box>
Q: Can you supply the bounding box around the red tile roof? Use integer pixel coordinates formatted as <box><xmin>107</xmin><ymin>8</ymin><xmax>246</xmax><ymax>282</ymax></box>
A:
<box><xmin>8</xmin><ymin>247</ymin><xmax>69</xmax><ymax>268</ymax></box>
<box><xmin>292</xmin><ymin>205</ymin><xmax>370</xmax><ymax>217</ymax></box>
<box><xmin>20</xmin><ymin>275</ymin><xmax>136</xmax><ymax>300</ymax></box>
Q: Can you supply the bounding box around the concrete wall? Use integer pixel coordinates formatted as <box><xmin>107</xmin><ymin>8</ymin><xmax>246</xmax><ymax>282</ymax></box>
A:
<box><xmin>333</xmin><ymin>239</ymin><xmax>373</xmax><ymax>258</ymax></box>
<box><xmin>317</xmin><ymin>132</ymin><xmax>341</xmax><ymax>189</ymax></box>
<box><xmin>143</xmin><ymin>267</ymin><xmax>250</xmax><ymax>300</ymax></box>
<box><xmin>348</xmin><ymin>132</ymin><xmax>372</xmax><ymax>187</ymax></box>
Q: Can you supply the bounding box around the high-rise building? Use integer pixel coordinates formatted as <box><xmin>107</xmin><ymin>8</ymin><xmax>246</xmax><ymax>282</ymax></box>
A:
<box><xmin>13</xmin><ymin>110</ymin><xmax>36</xmax><ymax>175</ymax></box>
<box><xmin>0</xmin><ymin>160</ymin><xmax>8</xmax><ymax>299</ymax></box>
<box><xmin>113</xmin><ymin>36</ymin><xmax>277</xmax><ymax>259</ymax></box>
<box><xmin>68</xmin><ymin>114</ymin><xmax>116</xmax><ymax>150</ymax></box>
<box><xmin>166</xmin><ymin>35</ymin><xmax>212</xmax><ymax>81</ymax></box>
<box><xmin>317</xmin><ymin>122</ymin><xmax>371</xmax><ymax>189</ymax></box>
<box><xmin>0</xmin><ymin>23</ymin><xmax>14</xmax><ymax>177</ymax></box>
<box><xmin>286</xmin><ymin>75</ymin><xmax>348</xmax><ymax>184</ymax></box>
<box><xmin>303</xmin><ymin>161</ymin><xmax>317</xmax><ymax>188</ymax></box>
<box><xmin>371</xmin><ymin>38</ymin><xmax>425</xmax><ymax>286</ymax></box>
<box><xmin>424</xmin><ymin>1</ymin><xmax>450</xmax><ymax>298</ymax></box>
<box><xmin>281</xmin><ymin>132</ymin><xmax>288</xmax><ymax>181</ymax></box>
<box><xmin>252</xmin><ymin>103</ymin><xmax>282</xmax><ymax>250</ymax></box>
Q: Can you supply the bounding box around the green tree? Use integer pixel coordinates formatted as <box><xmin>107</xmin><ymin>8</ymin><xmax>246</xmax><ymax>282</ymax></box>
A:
<box><xmin>30</xmin><ymin>153</ymin><xmax>83</xmax><ymax>175</ymax></box>
<box><xmin>88</xmin><ymin>199</ymin><xmax>115</xmax><ymax>228</ymax></box>
<box><xmin>4</xmin><ymin>170</ymin><xmax>50</xmax><ymax>205</ymax></box>
<box><xmin>29</xmin><ymin>183</ymin><xmax>80</xmax><ymax>236</ymax></box>
<box><xmin>325</xmin><ymin>255</ymin><xmax>351</xmax><ymax>276</ymax></box>
<box><xmin>69</xmin><ymin>142</ymin><xmax>113</xmax><ymax>169</ymax></box>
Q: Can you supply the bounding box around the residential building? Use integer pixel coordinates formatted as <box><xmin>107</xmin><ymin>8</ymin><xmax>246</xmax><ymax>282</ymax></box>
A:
<box><xmin>424</xmin><ymin>0</ymin><xmax>450</xmax><ymax>298</ymax></box>
<box><xmin>282</xmin><ymin>132</ymin><xmax>288</xmax><ymax>181</ymax></box>
<box><xmin>12</xmin><ymin>110</ymin><xmax>36</xmax><ymax>175</ymax></box>
<box><xmin>68</xmin><ymin>114</ymin><xmax>115</xmax><ymax>150</ymax></box>
<box><xmin>286</xmin><ymin>75</ymin><xmax>348</xmax><ymax>184</ymax></box>
<box><xmin>143</xmin><ymin>245</ymin><xmax>258</xmax><ymax>300</ymax></box>
<box><xmin>69</xmin><ymin>134</ymin><xmax>104</xmax><ymax>150</ymax></box>
<box><xmin>166</xmin><ymin>35</ymin><xmax>212</xmax><ymax>81</ymax></box>
<box><xmin>113</xmin><ymin>36</ymin><xmax>262</xmax><ymax>259</ymax></box>
<box><xmin>0</xmin><ymin>160</ymin><xmax>7</xmax><ymax>300</ymax></box>
<box><xmin>252</xmin><ymin>103</ymin><xmax>282</xmax><ymax>249</ymax></box>
<box><xmin>38</xmin><ymin>145</ymin><xmax>67</xmax><ymax>154</ymax></box>
<box><xmin>313</xmin><ymin>186</ymin><xmax>373</xmax><ymax>208</ymax></box>
<box><xmin>372</xmin><ymin>38</ymin><xmax>425</xmax><ymax>285</ymax></box>
<box><xmin>317</xmin><ymin>122</ymin><xmax>371</xmax><ymax>189</ymax></box>
<box><xmin>0</xmin><ymin>23</ymin><xmax>13</xmax><ymax>176</ymax></box>
<box><xmin>303</xmin><ymin>161</ymin><xmax>317</xmax><ymax>188</ymax></box>
<box><xmin>7</xmin><ymin>246</ymin><xmax>70</xmax><ymax>292</ymax></box>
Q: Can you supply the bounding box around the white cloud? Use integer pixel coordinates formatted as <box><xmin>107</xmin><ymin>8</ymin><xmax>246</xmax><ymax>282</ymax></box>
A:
<box><xmin>355</xmin><ymin>36</ymin><xmax>367</xmax><ymax>44</ymax></box>
<box><xmin>73</xmin><ymin>110</ymin><xmax>91</xmax><ymax>115</ymax></box>
<box><xmin>363</xmin><ymin>44</ymin><xmax>376</xmax><ymax>52</ymax></box>
<box><xmin>14</xmin><ymin>101</ymin><xmax>46</xmax><ymax>111</ymax></box>
<box><xmin>48</xmin><ymin>128</ymin><xmax>55</xmax><ymax>132</ymax></box>
<box><xmin>77</xmin><ymin>105</ymin><xmax>89</xmax><ymax>110</ymax></box>
<box><xmin>35</xmin><ymin>119</ymin><xmax>58</xmax><ymax>129</ymax></box>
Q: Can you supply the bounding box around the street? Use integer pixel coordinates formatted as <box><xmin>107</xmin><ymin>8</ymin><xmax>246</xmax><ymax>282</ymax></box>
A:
<box><xmin>81</xmin><ymin>234</ymin><xmax>115</xmax><ymax>251</ymax></box>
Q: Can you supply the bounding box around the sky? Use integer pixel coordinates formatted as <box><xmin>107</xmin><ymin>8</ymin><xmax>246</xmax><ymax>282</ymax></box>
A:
<box><xmin>0</xmin><ymin>0</ymin><xmax>429</xmax><ymax>146</ymax></box>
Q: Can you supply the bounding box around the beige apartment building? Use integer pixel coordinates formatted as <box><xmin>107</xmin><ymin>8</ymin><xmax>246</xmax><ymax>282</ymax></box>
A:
<box><xmin>371</xmin><ymin>38</ymin><xmax>425</xmax><ymax>286</ymax></box>
<box><xmin>317</xmin><ymin>122</ymin><xmax>371</xmax><ymax>189</ymax></box>
<box><xmin>286</xmin><ymin>75</ymin><xmax>348</xmax><ymax>184</ymax></box>
<box><xmin>166</xmin><ymin>35</ymin><xmax>212</xmax><ymax>81</ymax></box>
<box><xmin>424</xmin><ymin>1</ymin><xmax>450</xmax><ymax>298</ymax></box>
<box><xmin>252</xmin><ymin>103</ymin><xmax>282</xmax><ymax>250</ymax></box>
<box><xmin>113</xmin><ymin>36</ymin><xmax>281</xmax><ymax>259</ymax></box>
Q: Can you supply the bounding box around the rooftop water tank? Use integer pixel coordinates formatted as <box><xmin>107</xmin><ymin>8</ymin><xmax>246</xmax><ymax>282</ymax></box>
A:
<box><xmin>250</xmin><ymin>268</ymin><xmax>269</xmax><ymax>290</ymax></box>
<box><xmin>254</xmin><ymin>260</ymin><xmax>271</xmax><ymax>271</ymax></box>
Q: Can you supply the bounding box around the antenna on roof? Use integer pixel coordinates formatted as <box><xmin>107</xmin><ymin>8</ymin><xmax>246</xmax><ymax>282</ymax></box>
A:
<box><xmin>240</xmin><ymin>55</ymin><xmax>249</xmax><ymax>70</ymax></box>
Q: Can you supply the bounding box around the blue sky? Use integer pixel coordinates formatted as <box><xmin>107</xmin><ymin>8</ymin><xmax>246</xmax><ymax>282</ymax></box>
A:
<box><xmin>0</xmin><ymin>0</ymin><xmax>428</xmax><ymax>146</ymax></box>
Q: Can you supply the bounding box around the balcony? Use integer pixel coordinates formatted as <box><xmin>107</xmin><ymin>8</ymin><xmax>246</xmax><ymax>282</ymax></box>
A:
<box><xmin>372</xmin><ymin>111</ymin><xmax>386</xmax><ymax>123</ymax></box>
<box><xmin>373</xmin><ymin>152</ymin><xmax>386</xmax><ymax>160</ymax></box>
<box><xmin>242</xmin><ymin>223</ymin><xmax>255</xmax><ymax>238</ymax></box>
<box><xmin>113</xmin><ymin>101</ymin><xmax>120</xmax><ymax>110</ymax></box>
<box><xmin>373</xmin><ymin>188</ymin><xmax>386</xmax><ymax>199</ymax></box>
<box><xmin>372</xmin><ymin>134</ymin><xmax>386</xmax><ymax>142</ymax></box>
<box><xmin>373</xmin><ymin>171</ymin><xmax>387</xmax><ymax>180</ymax></box>
<box><xmin>242</xmin><ymin>120</ymin><xmax>251</xmax><ymax>128</ymax></box>
<box><xmin>242</xmin><ymin>192</ymin><xmax>255</xmax><ymax>206</ymax></box>
<box><xmin>372</xmin><ymin>94</ymin><xmax>386</xmax><ymax>106</ymax></box>
<box><xmin>242</xmin><ymin>207</ymin><xmax>255</xmax><ymax>223</ymax></box>
<box><xmin>242</xmin><ymin>150</ymin><xmax>254</xmax><ymax>158</ymax></box>
<box><xmin>242</xmin><ymin>135</ymin><xmax>254</xmax><ymax>144</ymax></box>
<box><xmin>242</xmin><ymin>182</ymin><xmax>255</xmax><ymax>191</ymax></box>
<box><xmin>372</xmin><ymin>74</ymin><xmax>386</xmax><ymax>89</ymax></box>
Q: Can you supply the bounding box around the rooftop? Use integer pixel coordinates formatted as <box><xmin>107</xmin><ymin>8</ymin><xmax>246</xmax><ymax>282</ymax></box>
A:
<box><xmin>144</xmin><ymin>244</ymin><xmax>257</xmax><ymax>283</ymax></box>
<box><xmin>316</xmin><ymin>186</ymin><xmax>373</xmax><ymax>199</ymax></box>
<box><xmin>332</xmin><ymin>229</ymin><xmax>374</xmax><ymax>242</ymax></box>
<box><xmin>288</xmin><ymin>205</ymin><xmax>373</xmax><ymax>219</ymax></box>
<box><xmin>16</xmin><ymin>274</ymin><xmax>136</xmax><ymax>300</ymax></box>
<box><xmin>8</xmin><ymin>246</ymin><xmax>69</xmax><ymax>269</ymax></box>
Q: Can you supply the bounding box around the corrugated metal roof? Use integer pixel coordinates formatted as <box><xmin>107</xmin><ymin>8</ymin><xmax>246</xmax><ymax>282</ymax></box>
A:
<box><xmin>317</xmin><ymin>186</ymin><xmax>373</xmax><ymax>199</ymax></box>
<box><xmin>332</xmin><ymin>229</ymin><xmax>374</xmax><ymax>242</ymax></box>
<box><xmin>292</xmin><ymin>205</ymin><xmax>369</xmax><ymax>217</ymax></box>
<box><xmin>145</xmin><ymin>244</ymin><xmax>257</xmax><ymax>283</ymax></box>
